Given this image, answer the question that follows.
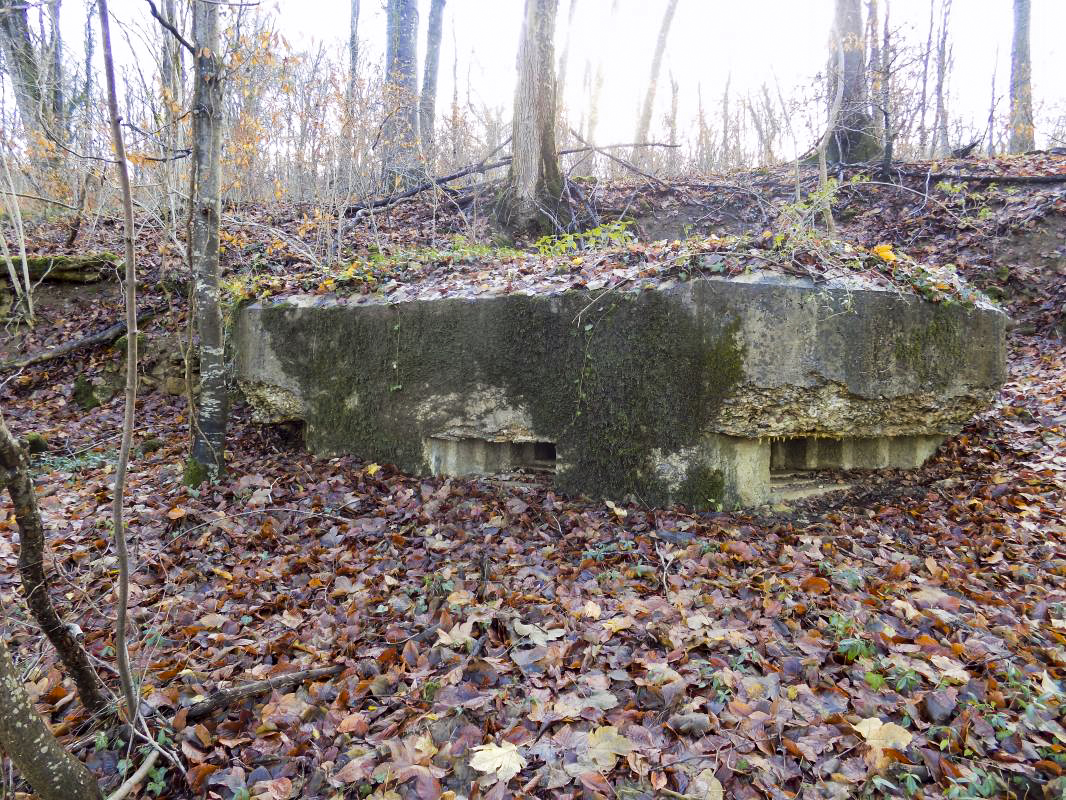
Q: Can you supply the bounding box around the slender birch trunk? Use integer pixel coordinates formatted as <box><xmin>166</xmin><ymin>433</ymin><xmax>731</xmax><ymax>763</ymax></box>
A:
<box><xmin>348</xmin><ymin>0</ymin><xmax>360</xmax><ymax>104</ymax></box>
<box><xmin>98</xmin><ymin>0</ymin><xmax>141</xmax><ymax>726</ymax></box>
<box><xmin>186</xmin><ymin>0</ymin><xmax>227</xmax><ymax>483</ymax></box>
<box><xmin>1008</xmin><ymin>0</ymin><xmax>1033</xmax><ymax>153</ymax></box>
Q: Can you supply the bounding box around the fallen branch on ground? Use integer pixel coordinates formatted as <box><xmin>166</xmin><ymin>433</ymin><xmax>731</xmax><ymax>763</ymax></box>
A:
<box><xmin>892</xmin><ymin>169</ymin><xmax>1066</xmax><ymax>185</ymax></box>
<box><xmin>0</xmin><ymin>308</ymin><xmax>159</xmax><ymax>372</ymax></box>
<box><xmin>343</xmin><ymin>141</ymin><xmax>680</xmax><ymax>217</ymax></box>
<box><xmin>183</xmin><ymin>664</ymin><xmax>344</xmax><ymax>721</ymax></box>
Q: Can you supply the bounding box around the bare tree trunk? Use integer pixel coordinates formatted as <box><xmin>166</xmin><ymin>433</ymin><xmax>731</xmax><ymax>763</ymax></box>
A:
<box><xmin>987</xmin><ymin>55</ymin><xmax>998</xmax><ymax>157</ymax></box>
<box><xmin>1008</xmin><ymin>0</ymin><xmax>1033</xmax><ymax>153</ymax></box>
<box><xmin>819</xmin><ymin>28</ymin><xmax>847</xmax><ymax>233</ymax></box>
<box><xmin>187</xmin><ymin>0</ymin><xmax>227</xmax><ymax>483</ymax></box>
<box><xmin>0</xmin><ymin>626</ymin><xmax>102</xmax><ymax>800</ymax></box>
<box><xmin>159</xmin><ymin>0</ymin><xmax>183</xmax><ymax>227</ymax></box>
<box><xmin>828</xmin><ymin>0</ymin><xmax>879</xmax><ymax>163</ymax></box>
<box><xmin>496</xmin><ymin>0</ymin><xmax>564</xmax><ymax>237</ymax></box>
<box><xmin>556</xmin><ymin>0</ymin><xmax>577</xmax><ymax>100</ymax></box>
<box><xmin>419</xmin><ymin>0</ymin><xmax>445</xmax><ymax>158</ymax></box>
<box><xmin>918</xmin><ymin>0</ymin><xmax>934</xmax><ymax>155</ymax></box>
<box><xmin>0</xmin><ymin>413</ymin><xmax>108</xmax><ymax>715</ymax></box>
<box><xmin>931</xmin><ymin>0</ymin><xmax>951</xmax><ymax>156</ymax></box>
<box><xmin>98</xmin><ymin>0</ymin><xmax>141</xmax><ymax>726</ymax></box>
<box><xmin>382</xmin><ymin>0</ymin><xmax>420</xmax><ymax>189</ymax></box>
<box><xmin>720</xmin><ymin>75</ymin><xmax>731</xmax><ymax>169</ymax></box>
<box><xmin>632</xmin><ymin>0</ymin><xmax>679</xmax><ymax>165</ymax></box>
<box><xmin>45</xmin><ymin>0</ymin><xmax>64</xmax><ymax>134</ymax></box>
<box><xmin>348</xmin><ymin>0</ymin><xmax>360</xmax><ymax>103</ymax></box>
<box><xmin>0</xmin><ymin>0</ymin><xmax>45</xmax><ymax>135</ymax></box>
<box><xmin>667</xmin><ymin>71</ymin><xmax>679</xmax><ymax>171</ymax></box>
<box><xmin>879</xmin><ymin>1</ymin><xmax>893</xmax><ymax>178</ymax></box>
<box><xmin>867</xmin><ymin>0</ymin><xmax>882</xmax><ymax>145</ymax></box>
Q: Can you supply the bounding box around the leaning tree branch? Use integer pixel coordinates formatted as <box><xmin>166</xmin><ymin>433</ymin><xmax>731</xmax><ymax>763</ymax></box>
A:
<box><xmin>144</xmin><ymin>0</ymin><xmax>195</xmax><ymax>54</ymax></box>
<box><xmin>568</xmin><ymin>129</ymin><xmax>670</xmax><ymax>187</ymax></box>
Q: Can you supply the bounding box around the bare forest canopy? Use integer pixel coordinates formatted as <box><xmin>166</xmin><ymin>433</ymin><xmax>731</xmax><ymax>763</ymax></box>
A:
<box><xmin>0</xmin><ymin>0</ymin><xmax>1063</xmax><ymax>217</ymax></box>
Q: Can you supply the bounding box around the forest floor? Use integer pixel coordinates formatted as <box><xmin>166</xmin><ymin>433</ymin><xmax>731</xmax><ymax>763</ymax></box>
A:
<box><xmin>0</xmin><ymin>157</ymin><xmax>1064</xmax><ymax>800</ymax></box>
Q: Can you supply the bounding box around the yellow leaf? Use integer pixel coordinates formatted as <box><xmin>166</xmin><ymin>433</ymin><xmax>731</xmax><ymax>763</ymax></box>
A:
<box><xmin>365</xmin><ymin>463</ymin><xmax>380</xmax><ymax>477</ymax></box>
<box><xmin>582</xmin><ymin>726</ymin><xmax>634</xmax><ymax>772</ymax></box>
<box><xmin>691</xmin><ymin>768</ymin><xmax>725</xmax><ymax>800</ymax></box>
<box><xmin>469</xmin><ymin>741</ymin><xmax>526</xmax><ymax>783</ymax></box>
<box><xmin>854</xmin><ymin>717</ymin><xmax>912</xmax><ymax>770</ymax></box>
<box><xmin>603</xmin><ymin>616</ymin><xmax>633</xmax><ymax>634</ymax></box>
<box><xmin>577</xmin><ymin>600</ymin><xmax>601</xmax><ymax>620</ymax></box>
<box><xmin>872</xmin><ymin>243</ymin><xmax>898</xmax><ymax>263</ymax></box>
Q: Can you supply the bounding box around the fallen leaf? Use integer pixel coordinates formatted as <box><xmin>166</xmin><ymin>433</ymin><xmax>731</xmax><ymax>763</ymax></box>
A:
<box><xmin>469</xmin><ymin>741</ymin><xmax>526</xmax><ymax>783</ymax></box>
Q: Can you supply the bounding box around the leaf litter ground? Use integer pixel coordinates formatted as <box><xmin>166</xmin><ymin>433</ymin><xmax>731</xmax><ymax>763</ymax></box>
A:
<box><xmin>0</xmin><ymin>164</ymin><xmax>1065</xmax><ymax>799</ymax></box>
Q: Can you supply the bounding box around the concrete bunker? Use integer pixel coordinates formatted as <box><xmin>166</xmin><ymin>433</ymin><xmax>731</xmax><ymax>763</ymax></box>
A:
<box><xmin>235</xmin><ymin>272</ymin><xmax>1007</xmax><ymax>509</ymax></box>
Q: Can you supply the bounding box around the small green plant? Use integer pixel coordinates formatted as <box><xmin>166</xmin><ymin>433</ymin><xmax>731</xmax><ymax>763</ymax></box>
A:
<box><xmin>891</xmin><ymin>667</ymin><xmax>921</xmax><ymax>694</ymax></box>
<box><xmin>533</xmin><ymin>220</ymin><xmax>635</xmax><ymax>258</ymax></box>
<box><xmin>709</xmin><ymin>673</ymin><xmax>733</xmax><ymax>705</ymax></box>
<box><xmin>33</xmin><ymin>449</ymin><xmax>116</xmax><ymax>474</ymax></box>
<box><xmin>837</xmin><ymin>636</ymin><xmax>875</xmax><ymax>662</ymax></box>
<box><xmin>827</xmin><ymin>612</ymin><xmax>856</xmax><ymax>639</ymax></box>
<box><xmin>147</xmin><ymin>764</ymin><xmax>168</xmax><ymax>796</ymax></box>
<box><xmin>944</xmin><ymin>767</ymin><xmax>1006</xmax><ymax>799</ymax></box>
<box><xmin>864</xmin><ymin>671</ymin><xmax>886</xmax><ymax>691</ymax></box>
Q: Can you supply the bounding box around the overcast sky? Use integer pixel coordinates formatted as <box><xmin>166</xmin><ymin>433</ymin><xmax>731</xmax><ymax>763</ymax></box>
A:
<box><xmin>287</xmin><ymin>0</ymin><xmax>1066</xmax><ymax>149</ymax></box>
<box><xmin>59</xmin><ymin>0</ymin><xmax>1066</xmax><ymax>150</ymax></box>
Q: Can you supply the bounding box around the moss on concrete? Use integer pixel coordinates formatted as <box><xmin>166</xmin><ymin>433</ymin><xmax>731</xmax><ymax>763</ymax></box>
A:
<box><xmin>24</xmin><ymin>433</ymin><xmax>49</xmax><ymax>454</ymax></box>
<box><xmin>893</xmin><ymin>313</ymin><xmax>965</xmax><ymax>383</ymax></box>
<box><xmin>677</xmin><ymin>464</ymin><xmax>726</xmax><ymax>510</ymax></box>
<box><xmin>255</xmin><ymin>287</ymin><xmax>745</xmax><ymax>508</ymax></box>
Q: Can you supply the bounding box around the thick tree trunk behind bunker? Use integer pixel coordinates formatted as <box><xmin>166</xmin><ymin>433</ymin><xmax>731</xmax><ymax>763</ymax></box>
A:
<box><xmin>497</xmin><ymin>0</ymin><xmax>565</xmax><ymax>238</ymax></box>
<box><xmin>828</xmin><ymin>0</ymin><xmax>880</xmax><ymax>164</ymax></box>
<box><xmin>1009</xmin><ymin>0</ymin><xmax>1033</xmax><ymax>153</ymax></box>
<box><xmin>382</xmin><ymin>0</ymin><xmax>421</xmax><ymax>189</ymax></box>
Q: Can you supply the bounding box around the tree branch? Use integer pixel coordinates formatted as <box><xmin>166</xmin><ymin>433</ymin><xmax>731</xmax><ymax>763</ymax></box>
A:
<box><xmin>144</xmin><ymin>0</ymin><xmax>194</xmax><ymax>54</ymax></box>
<box><xmin>184</xmin><ymin>664</ymin><xmax>344</xmax><ymax>721</ymax></box>
<box><xmin>0</xmin><ymin>308</ymin><xmax>159</xmax><ymax>372</ymax></box>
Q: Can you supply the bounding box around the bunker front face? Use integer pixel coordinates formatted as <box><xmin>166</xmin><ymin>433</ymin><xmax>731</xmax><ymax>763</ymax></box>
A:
<box><xmin>236</xmin><ymin>273</ymin><xmax>1006</xmax><ymax>509</ymax></box>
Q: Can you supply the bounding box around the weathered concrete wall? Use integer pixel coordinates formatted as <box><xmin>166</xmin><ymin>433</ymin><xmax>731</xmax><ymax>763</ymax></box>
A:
<box><xmin>235</xmin><ymin>273</ymin><xmax>1006</xmax><ymax>508</ymax></box>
